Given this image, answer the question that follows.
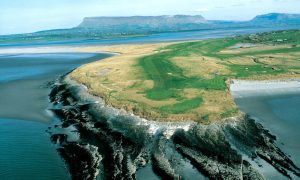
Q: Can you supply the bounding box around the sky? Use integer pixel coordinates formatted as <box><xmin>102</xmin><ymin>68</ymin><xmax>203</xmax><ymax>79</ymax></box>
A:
<box><xmin>0</xmin><ymin>0</ymin><xmax>300</xmax><ymax>35</ymax></box>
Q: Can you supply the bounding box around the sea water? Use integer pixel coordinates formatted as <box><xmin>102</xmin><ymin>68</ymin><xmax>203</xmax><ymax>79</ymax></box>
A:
<box><xmin>0</xmin><ymin>53</ymin><xmax>112</xmax><ymax>179</ymax></box>
<box><xmin>234</xmin><ymin>92</ymin><xmax>300</xmax><ymax>179</ymax></box>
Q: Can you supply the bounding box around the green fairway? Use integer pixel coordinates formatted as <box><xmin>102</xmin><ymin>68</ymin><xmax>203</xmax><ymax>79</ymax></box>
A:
<box><xmin>138</xmin><ymin>42</ymin><xmax>230</xmax><ymax>100</ymax></box>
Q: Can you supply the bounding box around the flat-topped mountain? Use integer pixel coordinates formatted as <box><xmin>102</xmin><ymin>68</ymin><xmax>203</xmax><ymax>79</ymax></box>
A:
<box><xmin>77</xmin><ymin>15</ymin><xmax>207</xmax><ymax>33</ymax></box>
<box><xmin>78</xmin><ymin>15</ymin><xmax>206</xmax><ymax>28</ymax></box>
<box><xmin>251</xmin><ymin>13</ymin><xmax>300</xmax><ymax>23</ymax></box>
<box><xmin>77</xmin><ymin>13</ymin><xmax>300</xmax><ymax>31</ymax></box>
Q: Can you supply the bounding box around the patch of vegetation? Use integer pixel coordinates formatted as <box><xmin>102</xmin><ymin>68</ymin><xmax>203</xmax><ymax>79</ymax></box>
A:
<box><xmin>227</xmin><ymin>64</ymin><xmax>287</xmax><ymax>78</ymax></box>
<box><xmin>160</xmin><ymin>97</ymin><xmax>203</xmax><ymax>114</ymax></box>
<box><xmin>243</xmin><ymin>30</ymin><xmax>300</xmax><ymax>45</ymax></box>
<box><xmin>188</xmin><ymin>76</ymin><xmax>227</xmax><ymax>90</ymax></box>
<box><xmin>139</xmin><ymin>46</ymin><xmax>227</xmax><ymax>101</ymax></box>
<box><xmin>221</xmin><ymin>108</ymin><xmax>239</xmax><ymax>118</ymax></box>
<box><xmin>165</xmin><ymin>38</ymin><xmax>242</xmax><ymax>58</ymax></box>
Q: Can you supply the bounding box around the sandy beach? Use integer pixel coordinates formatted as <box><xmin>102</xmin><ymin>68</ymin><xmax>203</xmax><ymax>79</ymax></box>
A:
<box><xmin>230</xmin><ymin>79</ymin><xmax>300</xmax><ymax>98</ymax></box>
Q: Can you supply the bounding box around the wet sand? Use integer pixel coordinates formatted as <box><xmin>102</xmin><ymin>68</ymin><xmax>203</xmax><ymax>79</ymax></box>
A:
<box><xmin>230</xmin><ymin>79</ymin><xmax>300</xmax><ymax>98</ymax></box>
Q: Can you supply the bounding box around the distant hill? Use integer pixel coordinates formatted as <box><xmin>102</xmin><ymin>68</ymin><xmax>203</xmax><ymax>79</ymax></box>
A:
<box><xmin>78</xmin><ymin>15</ymin><xmax>206</xmax><ymax>28</ymax></box>
<box><xmin>77</xmin><ymin>13</ymin><xmax>300</xmax><ymax>33</ymax></box>
<box><xmin>1</xmin><ymin>13</ymin><xmax>300</xmax><ymax>45</ymax></box>
<box><xmin>251</xmin><ymin>13</ymin><xmax>300</xmax><ymax>24</ymax></box>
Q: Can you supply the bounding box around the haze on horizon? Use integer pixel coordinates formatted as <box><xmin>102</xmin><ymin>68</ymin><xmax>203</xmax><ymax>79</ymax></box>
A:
<box><xmin>0</xmin><ymin>0</ymin><xmax>300</xmax><ymax>35</ymax></box>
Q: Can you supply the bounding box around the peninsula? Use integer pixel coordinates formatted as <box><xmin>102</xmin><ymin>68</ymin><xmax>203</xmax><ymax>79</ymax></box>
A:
<box><xmin>70</xmin><ymin>30</ymin><xmax>300</xmax><ymax>122</ymax></box>
<box><xmin>46</xmin><ymin>29</ymin><xmax>300</xmax><ymax>179</ymax></box>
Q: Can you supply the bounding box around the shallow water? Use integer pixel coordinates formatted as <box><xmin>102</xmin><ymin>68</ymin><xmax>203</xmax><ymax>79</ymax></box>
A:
<box><xmin>0</xmin><ymin>53</ymin><xmax>111</xmax><ymax>122</ymax></box>
<box><xmin>0</xmin><ymin>118</ymin><xmax>68</xmax><ymax>180</ymax></box>
<box><xmin>0</xmin><ymin>53</ymin><xmax>112</xmax><ymax>179</ymax></box>
<box><xmin>234</xmin><ymin>92</ymin><xmax>300</xmax><ymax>179</ymax></box>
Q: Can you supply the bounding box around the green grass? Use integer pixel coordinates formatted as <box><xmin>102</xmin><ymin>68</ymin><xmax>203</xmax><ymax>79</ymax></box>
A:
<box><xmin>188</xmin><ymin>76</ymin><xmax>227</xmax><ymax>90</ymax></box>
<box><xmin>160</xmin><ymin>97</ymin><xmax>203</xmax><ymax>114</ymax></box>
<box><xmin>138</xmin><ymin>40</ymin><xmax>233</xmax><ymax>101</ymax></box>
<box><xmin>227</xmin><ymin>64</ymin><xmax>287</xmax><ymax>78</ymax></box>
<box><xmin>139</xmin><ymin>52</ymin><xmax>186</xmax><ymax>100</ymax></box>
<box><xmin>164</xmin><ymin>38</ymin><xmax>241</xmax><ymax>58</ymax></box>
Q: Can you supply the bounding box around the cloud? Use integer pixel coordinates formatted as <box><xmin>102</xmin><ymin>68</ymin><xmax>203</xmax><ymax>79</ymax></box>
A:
<box><xmin>195</xmin><ymin>7</ymin><xmax>210</xmax><ymax>13</ymax></box>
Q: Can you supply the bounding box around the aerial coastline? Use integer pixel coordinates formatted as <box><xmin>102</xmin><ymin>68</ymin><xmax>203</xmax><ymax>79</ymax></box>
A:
<box><xmin>1</xmin><ymin>29</ymin><xmax>300</xmax><ymax>179</ymax></box>
<box><xmin>2</xmin><ymin>0</ymin><xmax>300</xmax><ymax>178</ymax></box>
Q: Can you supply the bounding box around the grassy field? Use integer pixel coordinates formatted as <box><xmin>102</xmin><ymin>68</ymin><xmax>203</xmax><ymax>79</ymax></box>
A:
<box><xmin>71</xmin><ymin>30</ymin><xmax>300</xmax><ymax>122</ymax></box>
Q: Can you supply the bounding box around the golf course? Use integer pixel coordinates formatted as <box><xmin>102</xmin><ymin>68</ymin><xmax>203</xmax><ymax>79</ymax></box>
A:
<box><xmin>71</xmin><ymin>30</ymin><xmax>300</xmax><ymax>122</ymax></box>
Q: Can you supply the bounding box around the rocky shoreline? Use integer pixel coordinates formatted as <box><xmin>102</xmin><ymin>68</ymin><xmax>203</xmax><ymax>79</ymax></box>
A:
<box><xmin>48</xmin><ymin>75</ymin><xmax>300</xmax><ymax>180</ymax></box>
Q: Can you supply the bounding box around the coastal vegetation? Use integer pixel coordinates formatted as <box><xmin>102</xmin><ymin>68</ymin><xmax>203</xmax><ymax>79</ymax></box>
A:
<box><xmin>71</xmin><ymin>30</ymin><xmax>300</xmax><ymax>122</ymax></box>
